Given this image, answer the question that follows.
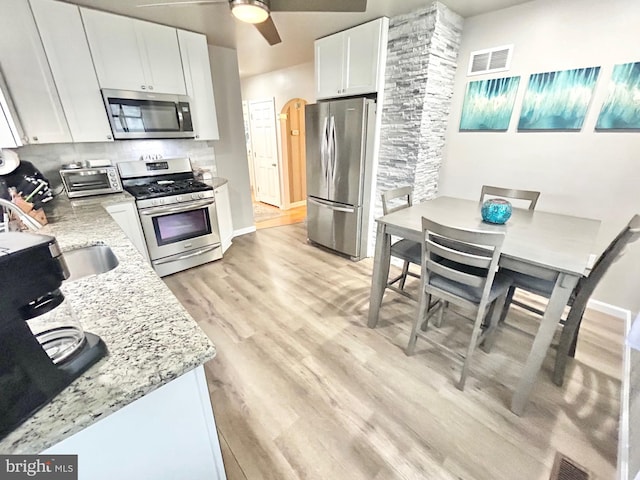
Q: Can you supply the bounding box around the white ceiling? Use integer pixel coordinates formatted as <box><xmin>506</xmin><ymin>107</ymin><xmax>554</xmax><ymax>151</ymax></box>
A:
<box><xmin>63</xmin><ymin>0</ymin><xmax>531</xmax><ymax>78</ymax></box>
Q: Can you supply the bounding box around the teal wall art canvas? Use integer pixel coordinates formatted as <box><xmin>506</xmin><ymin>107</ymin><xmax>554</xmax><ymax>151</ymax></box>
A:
<box><xmin>596</xmin><ymin>61</ymin><xmax>640</xmax><ymax>130</ymax></box>
<box><xmin>518</xmin><ymin>67</ymin><xmax>601</xmax><ymax>131</ymax></box>
<box><xmin>459</xmin><ymin>76</ymin><xmax>520</xmax><ymax>131</ymax></box>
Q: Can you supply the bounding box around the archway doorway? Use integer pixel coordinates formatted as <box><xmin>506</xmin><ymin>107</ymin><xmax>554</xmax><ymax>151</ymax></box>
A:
<box><xmin>280</xmin><ymin>98</ymin><xmax>307</xmax><ymax>208</ymax></box>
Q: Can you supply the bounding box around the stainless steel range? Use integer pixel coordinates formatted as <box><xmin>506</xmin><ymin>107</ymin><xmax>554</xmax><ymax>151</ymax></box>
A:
<box><xmin>118</xmin><ymin>158</ymin><xmax>221</xmax><ymax>277</ymax></box>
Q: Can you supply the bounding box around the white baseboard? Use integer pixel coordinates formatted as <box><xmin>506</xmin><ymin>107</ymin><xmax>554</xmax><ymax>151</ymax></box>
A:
<box><xmin>233</xmin><ymin>226</ymin><xmax>257</xmax><ymax>237</ymax></box>
<box><xmin>587</xmin><ymin>298</ymin><xmax>632</xmax><ymax>322</ymax></box>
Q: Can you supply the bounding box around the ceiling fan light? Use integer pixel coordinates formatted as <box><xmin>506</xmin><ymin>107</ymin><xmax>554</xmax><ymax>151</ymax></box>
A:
<box><xmin>231</xmin><ymin>1</ymin><xmax>269</xmax><ymax>24</ymax></box>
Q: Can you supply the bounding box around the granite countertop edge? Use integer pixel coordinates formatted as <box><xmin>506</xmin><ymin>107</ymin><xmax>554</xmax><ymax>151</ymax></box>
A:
<box><xmin>0</xmin><ymin>189</ymin><xmax>217</xmax><ymax>454</ymax></box>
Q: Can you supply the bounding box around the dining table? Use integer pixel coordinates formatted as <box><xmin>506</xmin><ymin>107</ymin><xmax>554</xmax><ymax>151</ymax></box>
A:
<box><xmin>367</xmin><ymin>195</ymin><xmax>601</xmax><ymax>415</ymax></box>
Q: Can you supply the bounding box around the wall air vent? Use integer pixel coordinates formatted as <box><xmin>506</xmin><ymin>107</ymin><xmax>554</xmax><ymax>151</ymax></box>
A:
<box><xmin>467</xmin><ymin>45</ymin><xmax>513</xmax><ymax>76</ymax></box>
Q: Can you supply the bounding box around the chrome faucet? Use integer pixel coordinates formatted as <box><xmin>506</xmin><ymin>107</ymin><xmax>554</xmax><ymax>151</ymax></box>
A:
<box><xmin>0</xmin><ymin>198</ymin><xmax>44</xmax><ymax>231</ymax></box>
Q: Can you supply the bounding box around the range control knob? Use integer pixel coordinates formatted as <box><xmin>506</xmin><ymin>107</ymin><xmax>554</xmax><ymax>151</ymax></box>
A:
<box><xmin>199</xmin><ymin>192</ymin><xmax>205</xmax><ymax>199</ymax></box>
<box><xmin>176</xmin><ymin>195</ymin><xmax>183</xmax><ymax>202</ymax></box>
<box><xmin>191</xmin><ymin>193</ymin><xmax>198</xmax><ymax>200</ymax></box>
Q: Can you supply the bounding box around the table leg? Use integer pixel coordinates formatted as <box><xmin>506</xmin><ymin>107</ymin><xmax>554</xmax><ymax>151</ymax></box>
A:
<box><xmin>367</xmin><ymin>222</ymin><xmax>391</xmax><ymax>328</ymax></box>
<box><xmin>511</xmin><ymin>272</ymin><xmax>579</xmax><ymax>415</ymax></box>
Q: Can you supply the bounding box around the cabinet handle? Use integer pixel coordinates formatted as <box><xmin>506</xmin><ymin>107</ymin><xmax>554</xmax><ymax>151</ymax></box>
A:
<box><xmin>107</xmin><ymin>134</ymin><xmax>112</xmax><ymax>140</ymax></box>
<box><xmin>195</xmin><ymin>134</ymin><xmax>200</xmax><ymax>139</ymax></box>
<box><xmin>32</xmin><ymin>136</ymin><xmax>38</xmax><ymax>142</ymax></box>
<box><xmin>148</xmin><ymin>85</ymin><xmax>154</xmax><ymax>90</ymax></box>
<box><xmin>141</xmin><ymin>85</ymin><xmax>146</xmax><ymax>90</ymax></box>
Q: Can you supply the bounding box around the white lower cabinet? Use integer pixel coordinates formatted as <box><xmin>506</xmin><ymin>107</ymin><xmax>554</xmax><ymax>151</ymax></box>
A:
<box><xmin>215</xmin><ymin>182</ymin><xmax>233</xmax><ymax>253</ymax></box>
<box><xmin>0</xmin><ymin>0</ymin><xmax>71</xmax><ymax>145</ymax></box>
<box><xmin>105</xmin><ymin>202</ymin><xmax>150</xmax><ymax>263</ymax></box>
<box><xmin>43</xmin><ymin>366</ymin><xmax>227</xmax><ymax>480</ymax></box>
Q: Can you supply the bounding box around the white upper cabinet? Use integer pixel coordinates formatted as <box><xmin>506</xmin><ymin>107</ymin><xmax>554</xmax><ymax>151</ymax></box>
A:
<box><xmin>30</xmin><ymin>0</ymin><xmax>113</xmax><ymax>143</ymax></box>
<box><xmin>178</xmin><ymin>30</ymin><xmax>219</xmax><ymax>140</ymax></box>
<box><xmin>315</xmin><ymin>33</ymin><xmax>344</xmax><ymax>99</ymax></box>
<box><xmin>0</xmin><ymin>0</ymin><xmax>71</xmax><ymax>145</ymax></box>
<box><xmin>82</xmin><ymin>8</ymin><xmax>186</xmax><ymax>95</ymax></box>
<box><xmin>314</xmin><ymin>17</ymin><xmax>388</xmax><ymax>100</ymax></box>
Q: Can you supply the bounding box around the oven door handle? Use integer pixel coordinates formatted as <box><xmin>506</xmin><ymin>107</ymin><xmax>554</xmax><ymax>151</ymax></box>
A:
<box><xmin>153</xmin><ymin>245</ymin><xmax>220</xmax><ymax>265</ymax></box>
<box><xmin>140</xmin><ymin>199</ymin><xmax>214</xmax><ymax>216</ymax></box>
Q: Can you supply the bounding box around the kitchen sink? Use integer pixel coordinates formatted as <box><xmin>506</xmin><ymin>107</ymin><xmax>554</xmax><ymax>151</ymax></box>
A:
<box><xmin>63</xmin><ymin>245</ymin><xmax>119</xmax><ymax>282</ymax></box>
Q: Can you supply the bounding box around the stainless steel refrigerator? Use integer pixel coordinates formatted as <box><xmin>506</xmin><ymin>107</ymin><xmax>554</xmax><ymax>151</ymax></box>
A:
<box><xmin>305</xmin><ymin>97</ymin><xmax>376</xmax><ymax>260</ymax></box>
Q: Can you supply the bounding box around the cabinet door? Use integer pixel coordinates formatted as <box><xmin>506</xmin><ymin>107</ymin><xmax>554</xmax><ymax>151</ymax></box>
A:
<box><xmin>343</xmin><ymin>19</ymin><xmax>383</xmax><ymax>96</ymax></box>
<box><xmin>214</xmin><ymin>183</ymin><xmax>233</xmax><ymax>253</ymax></box>
<box><xmin>0</xmin><ymin>0</ymin><xmax>71</xmax><ymax>144</ymax></box>
<box><xmin>81</xmin><ymin>8</ymin><xmax>147</xmax><ymax>92</ymax></box>
<box><xmin>137</xmin><ymin>21</ymin><xmax>186</xmax><ymax>95</ymax></box>
<box><xmin>30</xmin><ymin>0</ymin><xmax>113</xmax><ymax>143</ymax></box>
<box><xmin>105</xmin><ymin>202</ymin><xmax>150</xmax><ymax>263</ymax></box>
<box><xmin>178</xmin><ymin>30</ymin><xmax>219</xmax><ymax>139</ymax></box>
<box><xmin>315</xmin><ymin>34</ymin><xmax>344</xmax><ymax>100</ymax></box>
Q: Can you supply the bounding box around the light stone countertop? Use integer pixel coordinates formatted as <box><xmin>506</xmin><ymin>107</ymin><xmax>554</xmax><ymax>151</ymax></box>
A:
<box><xmin>0</xmin><ymin>189</ymin><xmax>217</xmax><ymax>454</ymax></box>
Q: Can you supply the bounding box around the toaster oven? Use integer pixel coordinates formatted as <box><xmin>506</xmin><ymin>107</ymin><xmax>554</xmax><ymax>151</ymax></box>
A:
<box><xmin>59</xmin><ymin>166</ymin><xmax>122</xmax><ymax>198</ymax></box>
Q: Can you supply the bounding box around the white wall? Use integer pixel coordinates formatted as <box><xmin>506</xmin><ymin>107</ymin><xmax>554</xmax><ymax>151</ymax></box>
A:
<box><xmin>240</xmin><ymin>62</ymin><xmax>315</xmax><ymax>207</ymax></box>
<box><xmin>209</xmin><ymin>45</ymin><xmax>255</xmax><ymax>234</ymax></box>
<box><xmin>439</xmin><ymin>0</ymin><xmax>640</xmax><ymax>312</ymax></box>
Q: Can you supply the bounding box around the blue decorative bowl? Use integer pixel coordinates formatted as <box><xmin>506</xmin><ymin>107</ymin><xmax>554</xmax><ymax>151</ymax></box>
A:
<box><xmin>481</xmin><ymin>198</ymin><xmax>512</xmax><ymax>224</ymax></box>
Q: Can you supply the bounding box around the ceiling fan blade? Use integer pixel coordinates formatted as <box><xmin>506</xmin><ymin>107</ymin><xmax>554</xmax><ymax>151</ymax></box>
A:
<box><xmin>270</xmin><ymin>0</ymin><xmax>366</xmax><ymax>12</ymax></box>
<box><xmin>136</xmin><ymin>0</ymin><xmax>226</xmax><ymax>7</ymax></box>
<box><xmin>254</xmin><ymin>16</ymin><xmax>282</xmax><ymax>45</ymax></box>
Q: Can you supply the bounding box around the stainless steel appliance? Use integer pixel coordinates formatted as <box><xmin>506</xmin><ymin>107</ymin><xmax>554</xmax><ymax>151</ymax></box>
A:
<box><xmin>0</xmin><ymin>232</ymin><xmax>107</xmax><ymax>440</ymax></box>
<box><xmin>118</xmin><ymin>158</ymin><xmax>221</xmax><ymax>277</ymax></box>
<box><xmin>59</xmin><ymin>162</ymin><xmax>122</xmax><ymax>198</ymax></box>
<box><xmin>305</xmin><ymin>97</ymin><xmax>376</xmax><ymax>260</ymax></box>
<box><xmin>102</xmin><ymin>89</ymin><xmax>194</xmax><ymax>140</ymax></box>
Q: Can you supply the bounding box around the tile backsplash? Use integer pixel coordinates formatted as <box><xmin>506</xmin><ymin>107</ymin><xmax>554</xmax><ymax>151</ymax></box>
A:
<box><xmin>12</xmin><ymin>139</ymin><xmax>217</xmax><ymax>188</ymax></box>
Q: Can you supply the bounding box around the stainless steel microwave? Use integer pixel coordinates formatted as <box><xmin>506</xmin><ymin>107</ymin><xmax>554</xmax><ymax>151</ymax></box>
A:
<box><xmin>101</xmin><ymin>89</ymin><xmax>195</xmax><ymax>140</ymax></box>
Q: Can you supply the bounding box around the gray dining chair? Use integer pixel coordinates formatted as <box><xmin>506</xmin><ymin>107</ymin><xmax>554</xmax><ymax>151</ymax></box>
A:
<box><xmin>406</xmin><ymin>218</ymin><xmax>512</xmax><ymax>390</ymax></box>
<box><xmin>480</xmin><ymin>185</ymin><xmax>540</xmax><ymax>210</ymax></box>
<box><xmin>501</xmin><ymin>213</ymin><xmax>640</xmax><ymax>386</ymax></box>
<box><xmin>381</xmin><ymin>186</ymin><xmax>421</xmax><ymax>300</ymax></box>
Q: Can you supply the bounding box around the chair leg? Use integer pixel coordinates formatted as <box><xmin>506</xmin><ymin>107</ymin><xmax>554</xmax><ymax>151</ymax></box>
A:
<box><xmin>481</xmin><ymin>292</ymin><xmax>507</xmax><ymax>353</ymax></box>
<box><xmin>552</xmin><ymin>303</ymin><xmax>587</xmax><ymax>386</ymax></box>
<box><xmin>458</xmin><ymin>304</ymin><xmax>488</xmax><ymax>391</ymax></box>
<box><xmin>398</xmin><ymin>260</ymin><xmax>410</xmax><ymax>290</ymax></box>
<box><xmin>407</xmin><ymin>289</ymin><xmax>430</xmax><ymax>356</ymax></box>
<box><xmin>420</xmin><ymin>294</ymin><xmax>432</xmax><ymax>331</ymax></box>
<box><xmin>498</xmin><ymin>285</ymin><xmax>516</xmax><ymax>324</ymax></box>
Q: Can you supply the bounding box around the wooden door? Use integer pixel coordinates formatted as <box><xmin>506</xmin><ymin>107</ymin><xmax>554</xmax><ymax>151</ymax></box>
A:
<box><xmin>280</xmin><ymin>98</ymin><xmax>307</xmax><ymax>205</ymax></box>
<box><xmin>248</xmin><ymin>99</ymin><xmax>281</xmax><ymax>207</ymax></box>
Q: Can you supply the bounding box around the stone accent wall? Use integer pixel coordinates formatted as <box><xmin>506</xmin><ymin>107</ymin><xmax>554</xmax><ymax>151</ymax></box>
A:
<box><xmin>374</xmin><ymin>2</ymin><xmax>463</xmax><ymax>226</ymax></box>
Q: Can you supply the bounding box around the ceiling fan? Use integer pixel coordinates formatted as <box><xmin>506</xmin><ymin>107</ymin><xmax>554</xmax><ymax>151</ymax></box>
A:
<box><xmin>137</xmin><ymin>0</ymin><xmax>367</xmax><ymax>46</ymax></box>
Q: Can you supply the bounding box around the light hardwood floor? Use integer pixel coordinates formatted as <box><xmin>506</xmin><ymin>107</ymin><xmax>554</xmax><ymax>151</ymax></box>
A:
<box><xmin>254</xmin><ymin>202</ymin><xmax>307</xmax><ymax>230</ymax></box>
<box><xmin>164</xmin><ymin>223</ymin><xmax>623</xmax><ymax>480</ymax></box>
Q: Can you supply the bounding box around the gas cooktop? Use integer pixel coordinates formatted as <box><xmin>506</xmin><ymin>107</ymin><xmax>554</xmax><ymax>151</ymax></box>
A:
<box><xmin>124</xmin><ymin>178</ymin><xmax>212</xmax><ymax>201</ymax></box>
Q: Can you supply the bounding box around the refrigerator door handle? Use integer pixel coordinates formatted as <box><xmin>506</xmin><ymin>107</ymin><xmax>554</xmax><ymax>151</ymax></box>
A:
<box><xmin>308</xmin><ymin>197</ymin><xmax>356</xmax><ymax>213</ymax></box>
<box><xmin>320</xmin><ymin>116</ymin><xmax>329</xmax><ymax>189</ymax></box>
<box><xmin>329</xmin><ymin>115</ymin><xmax>337</xmax><ymax>185</ymax></box>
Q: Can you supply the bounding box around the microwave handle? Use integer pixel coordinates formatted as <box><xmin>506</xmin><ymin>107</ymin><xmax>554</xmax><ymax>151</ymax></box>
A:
<box><xmin>118</xmin><ymin>105</ymin><xmax>128</xmax><ymax>132</ymax></box>
<box><xmin>177</xmin><ymin>104</ymin><xmax>184</xmax><ymax>131</ymax></box>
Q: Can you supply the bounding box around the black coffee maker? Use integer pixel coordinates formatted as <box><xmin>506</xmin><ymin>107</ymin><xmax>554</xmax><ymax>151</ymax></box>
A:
<box><xmin>0</xmin><ymin>232</ymin><xmax>107</xmax><ymax>440</ymax></box>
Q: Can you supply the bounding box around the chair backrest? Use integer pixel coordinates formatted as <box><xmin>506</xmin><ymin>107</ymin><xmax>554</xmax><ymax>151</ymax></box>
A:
<box><xmin>480</xmin><ymin>185</ymin><xmax>540</xmax><ymax>210</ymax></box>
<box><xmin>382</xmin><ymin>186</ymin><xmax>413</xmax><ymax>215</ymax></box>
<box><xmin>421</xmin><ymin>218</ymin><xmax>505</xmax><ymax>307</ymax></box>
<box><xmin>575</xmin><ymin>214</ymin><xmax>640</xmax><ymax>301</ymax></box>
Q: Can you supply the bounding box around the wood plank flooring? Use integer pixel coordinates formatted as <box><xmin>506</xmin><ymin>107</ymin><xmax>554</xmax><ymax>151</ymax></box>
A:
<box><xmin>164</xmin><ymin>223</ymin><xmax>623</xmax><ymax>480</ymax></box>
